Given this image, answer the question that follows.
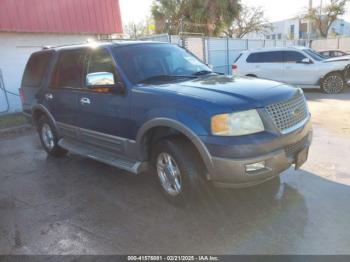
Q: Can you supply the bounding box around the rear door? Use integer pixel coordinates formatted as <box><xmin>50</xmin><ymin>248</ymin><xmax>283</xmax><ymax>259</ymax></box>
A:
<box><xmin>282</xmin><ymin>51</ymin><xmax>315</xmax><ymax>85</ymax></box>
<box><xmin>45</xmin><ymin>48</ymin><xmax>86</xmax><ymax>138</ymax></box>
<box><xmin>246</xmin><ymin>51</ymin><xmax>284</xmax><ymax>82</ymax></box>
<box><xmin>75</xmin><ymin>47</ymin><xmax>131</xmax><ymax>154</ymax></box>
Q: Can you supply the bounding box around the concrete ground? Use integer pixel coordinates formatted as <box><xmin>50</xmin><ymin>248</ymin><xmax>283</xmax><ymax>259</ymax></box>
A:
<box><xmin>0</xmin><ymin>89</ymin><xmax>350</xmax><ymax>255</ymax></box>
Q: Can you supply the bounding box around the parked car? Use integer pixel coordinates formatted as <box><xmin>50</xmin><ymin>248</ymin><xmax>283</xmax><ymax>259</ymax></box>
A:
<box><xmin>232</xmin><ymin>46</ymin><xmax>350</xmax><ymax>94</ymax></box>
<box><xmin>21</xmin><ymin>42</ymin><xmax>312</xmax><ymax>205</ymax></box>
<box><xmin>319</xmin><ymin>49</ymin><xmax>349</xmax><ymax>58</ymax></box>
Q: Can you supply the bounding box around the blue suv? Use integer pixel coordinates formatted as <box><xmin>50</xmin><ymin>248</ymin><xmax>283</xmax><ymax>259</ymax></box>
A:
<box><xmin>21</xmin><ymin>41</ymin><xmax>312</xmax><ymax>205</ymax></box>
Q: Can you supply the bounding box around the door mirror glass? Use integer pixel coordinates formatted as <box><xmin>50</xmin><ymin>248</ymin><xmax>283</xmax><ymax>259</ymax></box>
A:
<box><xmin>86</xmin><ymin>72</ymin><xmax>115</xmax><ymax>87</ymax></box>
<box><xmin>301</xmin><ymin>58</ymin><xmax>312</xmax><ymax>64</ymax></box>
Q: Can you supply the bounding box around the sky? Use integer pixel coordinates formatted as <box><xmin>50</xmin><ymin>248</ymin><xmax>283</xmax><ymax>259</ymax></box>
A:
<box><xmin>119</xmin><ymin>0</ymin><xmax>350</xmax><ymax>26</ymax></box>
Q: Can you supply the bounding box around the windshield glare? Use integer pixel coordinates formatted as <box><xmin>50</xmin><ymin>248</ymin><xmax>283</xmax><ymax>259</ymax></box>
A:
<box><xmin>113</xmin><ymin>44</ymin><xmax>211</xmax><ymax>84</ymax></box>
<box><xmin>304</xmin><ymin>48</ymin><xmax>326</xmax><ymax>61</ymax></box>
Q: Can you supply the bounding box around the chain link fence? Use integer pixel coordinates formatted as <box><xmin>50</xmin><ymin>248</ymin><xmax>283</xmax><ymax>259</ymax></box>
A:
<box><xmin>139</xmin><ymin>34</ymin><xmax>309</xmax><ymax>75</ymax></box>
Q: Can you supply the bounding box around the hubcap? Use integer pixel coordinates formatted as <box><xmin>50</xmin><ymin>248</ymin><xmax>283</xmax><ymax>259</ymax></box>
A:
<box><xmin>41</xmin><ymin>123</ymin><xmax>55</xmax><ymax>150</ymax></box>
<box><xmin>156</xmin><ymin>152</ymin><xmax>182</xmax><ymax>196</ymax></box>
<box><xmin>323</xmin><ymin>75</ymin><xmax>344</xmax><ymax>94</ymax></box>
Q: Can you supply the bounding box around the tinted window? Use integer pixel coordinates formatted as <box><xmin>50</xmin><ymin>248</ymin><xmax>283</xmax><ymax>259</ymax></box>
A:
<box><xmin>87</xmin><ymin>49</ymin><xmax>116</xmax><ymax>76</ymax></box>
<box><xmin>22</xmin><ymin>52</ymin><xmax>51</xmax><ymax>87</ymax></box>
<box><xmin>283</xmin><ymin>51</ymin><xmax>307</xmax><ymax>63</ymax></box>
<box><xmin>54</xmin><ymin>49</ymin><xmax>85</xmax><ymax>89</ymax></box>
<box><xmin>246</xmin><ymin>51</ymin><xmax>283</xmax><ymax>63</ymax></box>
<box><xmin>112</xmin><ymin>44</ymin><xmax>210</xmax><ymax>84</ymax></box>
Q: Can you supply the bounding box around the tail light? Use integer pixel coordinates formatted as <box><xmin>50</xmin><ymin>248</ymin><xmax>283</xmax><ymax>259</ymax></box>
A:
<box><xmin>19</xmin><ymin>88</ymin><xmax>25</xmax><ymax>103</ymax></box>
<box><xmin>232</xmin><ymin>64</ymin><xmax>238</xmax><ymax>70</ymax></box>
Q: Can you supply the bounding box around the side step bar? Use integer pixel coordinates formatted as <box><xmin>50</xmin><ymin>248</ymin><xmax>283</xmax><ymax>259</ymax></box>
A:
<box><xmin>58</xmin><ymin>138</ymin><xmax>148</xmax><ymax>174</ymax></box>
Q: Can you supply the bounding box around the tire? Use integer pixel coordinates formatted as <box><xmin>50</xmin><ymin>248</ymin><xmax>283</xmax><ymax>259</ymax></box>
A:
<box><xmin>38</xmin><ymin>116</ymin><xmax>67</xmax><ymax>157</ymax></box>
<box><xmin>321</xmin><ymin>72</ymin><xmax>345</xmax><ymax>94</ymax></box>
<box><xmin>151</xmin><ymin>137</ymin><xmax>206</xmax><ymax>206</ymax></box>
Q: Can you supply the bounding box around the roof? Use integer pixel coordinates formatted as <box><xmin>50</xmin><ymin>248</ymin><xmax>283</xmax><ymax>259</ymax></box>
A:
<box><xmin>245</xmin><ymin>46</ymin><xmax>309</xmax><ymax>53</ymax></box>
<box><xmin>0</xmin><ymin>0</ymin><xmax>122</xmax><ymax>34</ymax></box>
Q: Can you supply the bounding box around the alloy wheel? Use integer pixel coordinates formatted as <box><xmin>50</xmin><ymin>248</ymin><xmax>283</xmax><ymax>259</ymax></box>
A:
<box><xmin>156</xmin><ymin>152</ymin><xmax>182</xmax><ymax>196</ymax></box>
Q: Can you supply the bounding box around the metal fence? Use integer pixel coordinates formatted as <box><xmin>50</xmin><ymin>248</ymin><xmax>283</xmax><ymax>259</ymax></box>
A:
<box><xmin>311</xmin><ymin>37</ymin><xmax>350</xmax><ymax>52</ymax></box>
<box><xmin>140</xmin><ymin>34</ymin><xmax>309</xmax><ymax>75</ymax></box>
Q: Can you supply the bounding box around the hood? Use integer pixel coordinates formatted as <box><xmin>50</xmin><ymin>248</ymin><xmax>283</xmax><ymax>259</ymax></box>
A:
<box><xmin>324</xmin><ymin>55</ymin><xmax>350</xmax><ymax>62</ymax></box>
<box><xmin>151</xmin><ymin>75</ymin><xmax>298</xmax><ymax>111</ymax></box>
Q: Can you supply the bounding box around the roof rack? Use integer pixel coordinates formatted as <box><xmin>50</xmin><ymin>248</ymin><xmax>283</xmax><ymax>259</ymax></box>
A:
<box><xmin>41</xmin><ymin>37</ymin><xmax>140</xmax><ymax>50</ymax></box>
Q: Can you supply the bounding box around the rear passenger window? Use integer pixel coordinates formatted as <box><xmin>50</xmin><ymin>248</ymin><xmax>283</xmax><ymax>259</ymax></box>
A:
<box><xmin>246</xmin><ymin>51</ymin><xmax>283</xmax><ymax>63</ymax></box>
<box><xmin>283</xmin><ymin>51</ymin><xmax>306</xmax><ymax>63</ymax></box>
<box><xmin>22</xmin><ymin>52</ymin><xmax>51</xmax><ymax>87</ymax></box>
<box><xmin>54</xmin><ymin>49</ymin><xmax>85</xmax><ymax>89</ymax></box>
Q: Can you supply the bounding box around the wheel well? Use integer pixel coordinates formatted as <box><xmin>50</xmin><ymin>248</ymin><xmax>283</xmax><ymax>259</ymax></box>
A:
<box><xmin>320</xmin><ymin>70</ymin><xmax>345</xmax><ymax>84</ymax></box>
<box><xmin>140</xmin><ymin>126</ymin><xmax>207</xmax><ymax>173</ymax></box>
<box><xmin>246</xmin><ymin>74</ymin><xmax>257</xmax><ymax>78</ymax></box>
<box><xmin>32</xmin><ymin>109</ymin><xmax>46</xmax><ymax>127</ymax></box>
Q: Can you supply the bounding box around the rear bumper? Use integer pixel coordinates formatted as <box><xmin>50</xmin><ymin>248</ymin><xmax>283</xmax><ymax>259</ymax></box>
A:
<box><xmin>205</xmin><ymin>121</ymin><xmax>312</xmax><ymax>188</ymax></box>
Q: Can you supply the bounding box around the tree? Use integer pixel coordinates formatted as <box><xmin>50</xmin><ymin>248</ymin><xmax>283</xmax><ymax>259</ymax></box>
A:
<box><xmin>225</xmin><ymin>4</ymin><xmax>272</xmax><ymax>38</ymax></box>
<box><xmin>151</xmin><ymin>0</ymin><xmax>240</xmax><ymax>37</ymax></box>
<box><xmin>306</xmin><ymin>0</ymin><xmax>348</xmax><ymax>38</ymax></box>
<box><xmin>123</xmin><ymin>18</ymin><xmax>155</xmax><ymax>39</ymax></box>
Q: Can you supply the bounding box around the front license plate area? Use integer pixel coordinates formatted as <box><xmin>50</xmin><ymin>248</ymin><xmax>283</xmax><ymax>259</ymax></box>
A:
<box><xmin>295</xmin><ymin>148</ymin><xmax>308</xmax><ymax>170</ymax></box>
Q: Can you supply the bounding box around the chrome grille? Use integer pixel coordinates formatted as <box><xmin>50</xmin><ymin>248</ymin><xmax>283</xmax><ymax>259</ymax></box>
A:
<box><xmin>265</xmin><ymin>91</ymin><xmax>309</xmax><ymax>133</ymax></box>
<box><xmin>285</xmin><ymin>136</ymin><xmax>308</xmax><ymax>157</ymax></box>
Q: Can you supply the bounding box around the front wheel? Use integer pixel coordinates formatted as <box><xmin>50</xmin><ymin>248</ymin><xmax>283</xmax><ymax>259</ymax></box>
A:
<box><xmin>152</xmin><ymin>137</ymin><xmax>205</xmax><ymax>206</ymax></box>
<box><xmin>321</xmin><ymin>72</ymin><xmax>345</xmax><ymax>94</ymax></box>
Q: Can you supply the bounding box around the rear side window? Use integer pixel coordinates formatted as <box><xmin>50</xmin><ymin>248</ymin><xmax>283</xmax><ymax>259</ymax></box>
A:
<box><xmin>246</xmin><ymin>51</ymin><xmax>283</xmax><ymax>63</ymax></box>
<box><xmin>53</xmin><ymin>49</ymin><xmax>86</xmax><ymax>89</ymax></box>
<box><xmin>22</xmin><ymin>52</ymin><xmax>51</xmax><ymax>87</ymax></box>
<box><xmin>283</xmin><ymin>51</ymin><xmax>306</xmax><ymax>63</ymax></box>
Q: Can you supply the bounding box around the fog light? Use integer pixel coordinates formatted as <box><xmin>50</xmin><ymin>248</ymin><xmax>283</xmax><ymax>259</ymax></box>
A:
<box><xmin>245</xmin><ymin>161</ymin><xmax>266</xmax><ymax>172</ymax></box>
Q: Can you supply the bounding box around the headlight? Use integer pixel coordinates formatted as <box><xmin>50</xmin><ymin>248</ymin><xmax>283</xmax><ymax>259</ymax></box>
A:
<box><xmin>211</xmin><ymin>109</ymin><xmax>265</xmax><ymax>136</ymax></box>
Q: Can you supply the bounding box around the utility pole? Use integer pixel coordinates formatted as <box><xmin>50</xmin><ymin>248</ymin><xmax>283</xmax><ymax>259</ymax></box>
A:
<box><xmin>179</xmin><ymin>16</ymin><xmax>185</xmax><ymax>47</ymax></box>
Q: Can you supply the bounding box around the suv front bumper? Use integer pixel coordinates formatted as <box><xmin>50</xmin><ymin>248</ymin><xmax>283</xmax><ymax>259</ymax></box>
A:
<box><xmin>204</xmin><ymin>121</ymin><xmax>312</xmax><ymax>188</ymax></box>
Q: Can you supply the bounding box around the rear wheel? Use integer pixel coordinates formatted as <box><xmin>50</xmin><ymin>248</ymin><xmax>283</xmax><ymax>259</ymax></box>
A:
<box><xmin>152</xmin><ymin>137</ymin><xmax>205</xmax><ymax>206</ymax></box>
<box><xmin>38</xmin><ymin>116</ymin><xmax>67</xmax><ymax>157</ymax></box>
<box><xmin>321</xmin><ymin>72</ymin><xmax>345</xmax><ymax>94</ymax></box>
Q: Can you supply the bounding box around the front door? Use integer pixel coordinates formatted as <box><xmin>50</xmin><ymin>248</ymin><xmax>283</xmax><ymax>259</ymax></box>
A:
<box><xmin>282</xmin><ymin>51</ymin><xmax>314</xmax><ymax>85</ymax></box>
<box><xmin>75</xmin><ymin>47</ymin><xmax>131</xmax><ymax>154</ymax></box>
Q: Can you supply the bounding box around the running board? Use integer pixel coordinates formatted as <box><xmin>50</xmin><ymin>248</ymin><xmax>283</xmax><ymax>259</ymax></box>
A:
<box><xmin>58</xmin><ymin>138</ymin><xmax>148</xmax><ymax>174</ymax></box>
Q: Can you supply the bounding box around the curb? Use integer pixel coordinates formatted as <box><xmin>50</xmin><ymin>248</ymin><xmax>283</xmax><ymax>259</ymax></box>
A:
<box><xmin>0</xmin><ymin>124</ymin><xmax>34</xmax><ymax>138</ymax></box>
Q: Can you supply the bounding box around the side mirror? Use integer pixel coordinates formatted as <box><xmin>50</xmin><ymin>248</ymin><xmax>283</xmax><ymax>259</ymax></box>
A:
<box><xmin>86</xmin><ymin>72</ymin><xmax>115</xmax><ymax>87</ymax></box>
<box><xmin>86</xmin><ymin>72</ymin><xmax>124</xmax><ymax>94</ymax></box>
<box><xmin>301</xmin><ymin>58</ymin><xmax>312</xmax><ymax>64</ymax></box>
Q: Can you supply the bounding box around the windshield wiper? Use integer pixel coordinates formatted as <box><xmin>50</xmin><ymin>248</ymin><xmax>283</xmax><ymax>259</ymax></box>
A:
<box><xmin>192</xmin><ymin>70</ymin><xmax>213</xmax><ymax>76</ymax></box>
<box><xmin>137</xmin><ymin>75</ymin><xmax>197</xmax><ymax>84</ymax></box>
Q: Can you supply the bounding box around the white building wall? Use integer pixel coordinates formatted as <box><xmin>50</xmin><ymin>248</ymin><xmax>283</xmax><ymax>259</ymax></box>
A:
<box><xmin>0</xmin><ymin>32</ymin><xmax>97</xmax><ymax>114</ymax></box>
<box><xmin>329</xmin><ymin>19</ymin><xmax>350</xmax><ymax>37</ymax></box>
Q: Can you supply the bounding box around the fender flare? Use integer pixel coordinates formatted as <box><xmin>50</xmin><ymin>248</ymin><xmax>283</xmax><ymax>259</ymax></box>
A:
<box><xmin>31</xmin><ymin>104</ymin><xmax>58</xmax><ymax>131</ymax></box>
<box><xmin>136</xmin><ymin>118</ymin><xmax>214</xmax><ymax>173</ymax></box>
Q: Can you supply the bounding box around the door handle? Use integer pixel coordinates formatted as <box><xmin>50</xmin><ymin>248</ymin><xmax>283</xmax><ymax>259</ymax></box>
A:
<box><xmin>80</xmin><ymin>97</ymin><xmax>91</xmax><ymax>105</ymax></box>
<box><xmin>45</xmin><ymin>93</ymin><xmax>53</xmax><ymax>100</ymax></box>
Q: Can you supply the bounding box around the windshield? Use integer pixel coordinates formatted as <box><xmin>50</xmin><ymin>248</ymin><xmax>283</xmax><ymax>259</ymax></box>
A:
<box><xmin>112</xmin><ymin>43</ymin><xmax>212</xmax><ymax>84</ymax></box>
<box><xmin>304</xmin><ymin>48</ymin><xmax>326</xmax><ymax>61</ymax></box>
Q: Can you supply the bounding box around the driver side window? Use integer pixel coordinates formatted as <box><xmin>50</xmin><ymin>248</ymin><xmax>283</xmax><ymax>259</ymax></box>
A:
<box><xmin>86</xmin><ymin>49</ymin><xmax>118</xmax><ymax>86</ymax></box>
<box><xmin>283</xmin><ymin>51</ymin><xmax>307</xmax><ymax>64</ymax></box>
